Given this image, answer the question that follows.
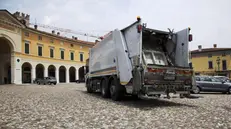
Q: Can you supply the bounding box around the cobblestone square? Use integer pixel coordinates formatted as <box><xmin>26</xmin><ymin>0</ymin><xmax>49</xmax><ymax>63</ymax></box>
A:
<box><xmin>0</xmin><ymin>83</ymin><xmax>231</xmax><ymax>129</ymax></box>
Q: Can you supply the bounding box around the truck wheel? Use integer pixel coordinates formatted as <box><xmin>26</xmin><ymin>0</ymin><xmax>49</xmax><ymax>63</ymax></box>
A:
<box><xmin>86</xmin><ymin>79</ymin><xmax>93</xmax><ymax>93</ymax></box>
<box><xmin>101</xmin><ymin>78</ymin><xmax>110</xmax><ymax>98</ymax></box>
<box><xmin>131</xmin><ymin>94</ymin><xmax>140</xmax><ymax>100</ymax></box>
<box><xmin>109</xmin><ymin>76</ymin><xmax>124</xmax><ymax>101</ymax></box>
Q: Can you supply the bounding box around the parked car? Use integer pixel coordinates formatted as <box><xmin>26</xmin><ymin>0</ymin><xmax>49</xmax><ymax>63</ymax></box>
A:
<box><xmin>193</xmin><ymin>76</ymin><xmax>231</xmax><ymax>94</ymax></box>
<box><xmin>33</xmin><ymin>78</ymin><xmax>41</xmax><ymax>84</ymax></box>
<box><xmin>76</xmin><ymin>78</ymin><xmax>85</xmax><ymax>83</ymax></box>
<box><xmin>213</xmin><ymin>76</ymin><xmax>230</xmax><ymax>82</ymax></box>
<box><xmin>37</xmin><ymin>77</ymin><xmax>57</xmax><ymax>85</ymax></box>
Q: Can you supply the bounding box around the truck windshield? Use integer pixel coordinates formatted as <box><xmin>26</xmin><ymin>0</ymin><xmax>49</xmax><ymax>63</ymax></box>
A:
<box><xmin>143</xmin><ymin>51</ymin><xmax>167</xmax><ymax>65</ymax></box>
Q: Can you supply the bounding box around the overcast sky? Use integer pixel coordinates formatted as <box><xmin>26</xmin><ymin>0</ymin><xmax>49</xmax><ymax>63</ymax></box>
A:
<box><xmin>1</xmin><ymin>0</ymin><xmax>231</xmax><ymax>50</ymax></box>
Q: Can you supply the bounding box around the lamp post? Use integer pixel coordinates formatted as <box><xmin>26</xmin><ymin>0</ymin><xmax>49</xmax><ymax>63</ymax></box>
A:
<box><xmin>216</xmin><ymin>57</ymin><xmax>221</xmax><ymax>71</ymax></box>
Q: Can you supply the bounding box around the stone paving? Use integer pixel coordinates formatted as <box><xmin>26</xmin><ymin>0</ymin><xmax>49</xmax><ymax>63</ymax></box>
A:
<box><xmin>0</xmin><ymin>83</ymin><xmax>231</xmax><ymax>129</ymax></box>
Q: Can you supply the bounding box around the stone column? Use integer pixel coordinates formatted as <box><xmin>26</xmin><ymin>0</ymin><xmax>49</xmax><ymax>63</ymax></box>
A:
<box><xmin>44</xmin><ymin>67</ymin><xmax>48</xmax><ymax>77</ymax></box>
<box><xmin>66</xmin><ymin>68</ymin><xmax>69</xmax><ymax>83</ymax></box>
<box><xmin>32</xmin><ymin>67</ymin><xmax>36</xmax><ymax>83</ymax></box>
<box><xmin>0</xmin><ymin>63</ymin><xmax>3</xmax><ymax>84</ymax></box>
<box><xmin>76</xmin><ymin>67</ymin><xmax>79</xmax><ymax>80</ymax></box>
<box><xmin>10</xmin><ymin>53</ymin><xmax>15</xmax><ymax>84</ymax></box>
<box><xmin>56</xmin><ymin>68</ymin><xmax>59</xmax><ymax>83</ymax></box>
<box><xmin>11</xmin><ymin>53</ymin><xmax>22</xmax><ymax>84</ymax></box>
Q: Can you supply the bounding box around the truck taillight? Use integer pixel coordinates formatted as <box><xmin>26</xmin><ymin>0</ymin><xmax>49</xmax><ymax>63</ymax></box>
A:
<box><xmin>99</xmin><ymin>36</ymin><xmax>104</xmax><ymax>40</ymax></box>
<box><xmin>176</xmin><ymin>70</ymin><xmax>192</xmax><ymax>75</ymax></box>
<box><xmin>147</xmin><ymin>68</ymin><xmax>165</xmax><ymax>73</ymax></box>
<box><xmin>189</xmin><ymin>34</ymin><xmax>193</xmax><ymax>42</ymax></box>
<box><xmin>137</xmin><ymin>24</ymin><xmax>142</xmax><ymax>33</ymax></box>
<box><xmin>184</xmin><ymin>70</ymin><xmax>193</xmax><ymax>75</ymax></box>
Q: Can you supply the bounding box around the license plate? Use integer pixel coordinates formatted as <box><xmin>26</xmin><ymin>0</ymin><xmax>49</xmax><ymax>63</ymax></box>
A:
<box><xmin>164</xmin><ymin>75</ymin><xmax>175</xmax><ymax>80</ymax></box>
<box><xmin>164</xmin><ymin>69</ymin><xmax>176</xmax><ymax>80</ymax></box>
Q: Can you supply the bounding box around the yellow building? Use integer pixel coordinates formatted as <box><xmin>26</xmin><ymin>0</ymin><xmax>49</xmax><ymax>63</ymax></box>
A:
<box><xmin>190</xmin><ymin>44</ymin><xmax>231</xmax><ymax>78</ymax></box>
<box><xmin>0</xmin><ymin>10</ymin><xmax>95</xmax><ymax>84</ymax></box>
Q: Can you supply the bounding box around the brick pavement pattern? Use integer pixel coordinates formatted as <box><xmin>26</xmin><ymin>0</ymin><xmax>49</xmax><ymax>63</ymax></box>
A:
<box><xmin>0</xmin><ymin>84</ymin><xmax>231</xmax><ymax>129</ymax></box>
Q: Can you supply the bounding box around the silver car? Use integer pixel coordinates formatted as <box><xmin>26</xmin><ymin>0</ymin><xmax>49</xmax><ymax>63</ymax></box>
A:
<box><xmin>193</xmin><ymin>76</ymin><xmax>231</xmax><ymax>94</ymax></box>
<box><xmin>37</xmin><ymin>77</ymin><xmax>57</xmax><ymax>85</ymax></box>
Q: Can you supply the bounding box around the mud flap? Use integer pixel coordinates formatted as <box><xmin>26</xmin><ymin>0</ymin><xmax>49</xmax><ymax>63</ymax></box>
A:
<box><xmin>132</xmin><ymin>66</ymin><xmax>143</xmax><ymax>94</ymax></box>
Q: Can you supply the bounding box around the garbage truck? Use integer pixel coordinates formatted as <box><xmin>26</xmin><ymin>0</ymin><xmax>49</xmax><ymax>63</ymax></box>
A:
<box><xmin>85</xmin><ymin>16</ymin><xmax>194</xmax><ymax>101</ymax></box>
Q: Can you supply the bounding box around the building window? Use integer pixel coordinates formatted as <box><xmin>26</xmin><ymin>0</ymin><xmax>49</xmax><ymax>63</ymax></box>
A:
<box><xmin>70</xmin><ymin>44</ymin><xmax>74</xmax><ymax>47</ymax></box>
<box><xmin>50</xmin><ymin>48</ymin><xmax>54</xmax><ymax>58</ymax></box>
<box><xmin>222</xmin><ymin>52</ymin><xmax>226</xmax><ymax>57</ymax></box>
<box><xmin>61</xmin><ymin>50</ymin><xmax>64</xmax><ymax>60</ymax></box>
<box><xmin>80</xmin><ymin>53</ymin><xmax>84</xmax><ymax>62</ymax></box>
<box><xmin>60</xmin><ymin>41</ymin><xmax>64</xmax><ymax>45</ymax></box>
<box><xmin>70</xmin><ymin>52</ymin><xmax>74</xmax><ymax>60</ymax></box>
<box><xmin>38</xmin><ymin>35</ymin><xmax>42</xmax><ymax>40</ymax></box>
<box><xmin>50</xmin><ymin>38</ymin><xmax>54</xmax><ymax>43</ymax></box>
<box><xmin>38</xmin><ymin>46</ymin><xmax>43</xmax><ymax>56</ymax></box>
<box><xmin>208</xmin><ymin>54</ymin><xmax>212</xmax><ymax>58</ymax></box>
<box><xmin>25</xmin><ymin>43</ymin><xmax>29</xmax><ymax>54</ymax></box>
<box><xmin>208</xmin><ymin>61</ymin><xmax>213</xmax><ymax>69</ymax></box>
<box><xmin>24</xmin><ymin>32</ymin><xmax>29</xmax><ymax>37</ymax></box>
<box><xmin>222</xmin><ymin>60</ymin><xmax>227</xmax><ymax>70</ymax></box>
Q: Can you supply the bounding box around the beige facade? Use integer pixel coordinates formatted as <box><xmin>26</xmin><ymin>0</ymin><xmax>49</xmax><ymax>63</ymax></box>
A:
<box><xmin>0</xmin><ymin>10</ymin><xmax>25</xmax><ymax>84</ymax></box>
<box><xmin>0</xmin><ymin>10</ymin><xmax>94</xmax><ymax>84</ymax></box>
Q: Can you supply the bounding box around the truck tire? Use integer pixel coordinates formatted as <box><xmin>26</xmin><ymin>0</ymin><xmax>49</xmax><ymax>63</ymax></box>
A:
<box><xmin>86</xmin><ymin>79</ymin><xmax>93</xmax><ymax>93</ymax></box>
<box><xmin>109</xmin><ymin>76</ymin><xmax>124</xmax><ymax>101</ymax></box>
<box><xmin>131</xmin><ymin>94</ymin><xmax>140</xmax><ymax>100</ymax></box>
<box><xmin>101</xmin><ymin>77</ymin><xmax>110</xmax><ymax>98</ymax></box>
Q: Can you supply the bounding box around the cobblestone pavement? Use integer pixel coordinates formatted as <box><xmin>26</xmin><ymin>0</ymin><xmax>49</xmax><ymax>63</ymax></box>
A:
<box><xmin>0</xmin><ymin>83</ymin><xmax>231</xmax><ymax>129</ymax></box>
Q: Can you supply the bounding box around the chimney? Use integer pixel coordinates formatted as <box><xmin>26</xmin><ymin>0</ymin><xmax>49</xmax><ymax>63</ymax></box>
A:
<box><xmin>52</xmin><ymin>30</ymin><xmax>55</xmax><ymax>34</ymax></box>
<box><xmin>57</xmin><ymin>32</ymin><xmax>60</xmax><ymax>36</ymax></box>
<box><xmin>213</xmin><ymin>44</ymin><xmax>217</xmax><ymax>48</ymax></box>
<box><xmin>198</xmin><ymin>45</ymin><xmax>202</xmax><ymax>51</ymax></box>
<box><xmin>34</xmin><ymin>24</ymin><xmax>38</xmax><ymax>30</ymax></box>
<box><xmin>22</xmin><ymin>13</ymin><xmax>25</xmax><ymax>18</ymax></box>
<box><xmin>25</xmin><ymin>14</ymin><xmax>30</xmax><ymax>20</ymax></box>
<box><xmin>13</xmin><ymin>11</ymin><xmax>20</xmax><ymax>17</ymax></box>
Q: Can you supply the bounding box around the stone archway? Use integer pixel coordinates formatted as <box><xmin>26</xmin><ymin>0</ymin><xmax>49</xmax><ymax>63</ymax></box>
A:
<box><xmin>59</xmin><ymin>66</ymin><xmax>66</xmax><ymax>83</ymax></box>
<box><xmin>69</xmin><ymin>67</ymin><xmax>76</xmax><ymax>82</ymax></box>
<box><xmin>22</xmin><ymin>62</ymin><xmax>32</xmax><ymax>83</ymax></box>
<box><xmin>0</xmin><ymin>37</ymin><xmax>14</xmax><ymax>84</ymax></box>
<box><xmin>36</xmin><ymin>64</ymin><xmax>45</xmax><ymax>79</ymax></box>
<box><xmin>48</xmin><ymin>65</ymin><xmax>56</xmax><ymax>77</ymax></box>
<box><xmin>78</xmin><ymin>66</ymin><xmax>85</xmax><ymax>81</ymax></box>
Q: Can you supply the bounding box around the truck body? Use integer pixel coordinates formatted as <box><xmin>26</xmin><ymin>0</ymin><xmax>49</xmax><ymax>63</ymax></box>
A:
<box><xmin>85</xmin><ymin>17</ymin><xmax>194</xmax><ymax>100</ymax></box>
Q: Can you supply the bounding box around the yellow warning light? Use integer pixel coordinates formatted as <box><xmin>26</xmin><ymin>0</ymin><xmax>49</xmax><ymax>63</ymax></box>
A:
<box><xmin>137</xmin><ymin>16</ymin><xmax>141</xmax><ymax>21</ymax></box>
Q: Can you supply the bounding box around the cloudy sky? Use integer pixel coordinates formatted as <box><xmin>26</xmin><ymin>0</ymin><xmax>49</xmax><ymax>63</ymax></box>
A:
<box><xmin>1</xmin><ymin>0</ymin><xmax>231</xmax><ymax>50</ymax></box>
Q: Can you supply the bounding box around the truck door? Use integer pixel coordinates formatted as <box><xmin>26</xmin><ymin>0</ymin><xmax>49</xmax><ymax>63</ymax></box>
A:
<box><xmin>175</xmin><ymin>28</ymin><xmax>191</xmax><ymax>67</ymax></box>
